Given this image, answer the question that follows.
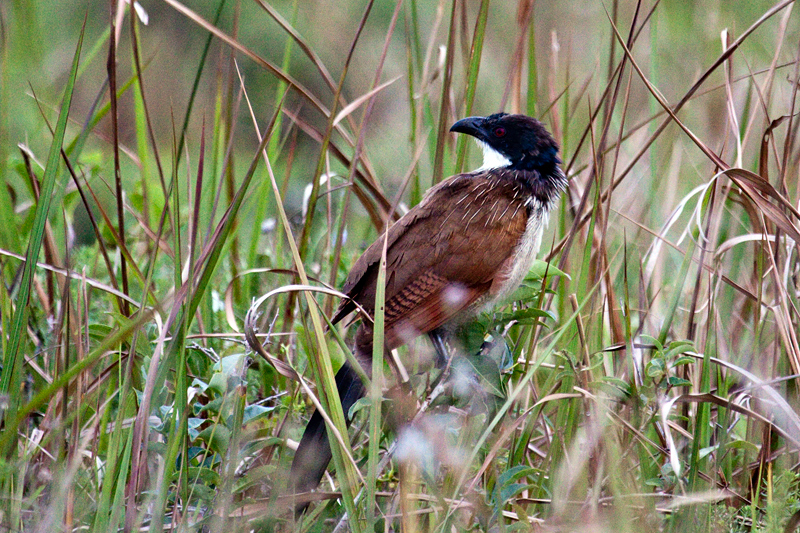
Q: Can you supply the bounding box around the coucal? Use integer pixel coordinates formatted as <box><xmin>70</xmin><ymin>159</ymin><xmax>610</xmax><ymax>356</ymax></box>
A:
<box><xmin>289</xmin><ymin>112</ymin><xmax>567</xmax><ymax>511</ymax></box>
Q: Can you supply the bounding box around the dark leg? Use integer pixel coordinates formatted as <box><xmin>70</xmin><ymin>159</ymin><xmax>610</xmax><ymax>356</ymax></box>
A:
<box><xmin>428</xmin><ymin>327</ymin><xmax>451</xmax><ymax>369</ymax></box>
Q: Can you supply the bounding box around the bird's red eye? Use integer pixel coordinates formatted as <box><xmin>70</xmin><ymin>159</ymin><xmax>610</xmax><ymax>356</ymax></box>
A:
<box><xmin>494</xmin><ymin>127</ymin><xmax>506</xmax><ymax>137</ymax></box>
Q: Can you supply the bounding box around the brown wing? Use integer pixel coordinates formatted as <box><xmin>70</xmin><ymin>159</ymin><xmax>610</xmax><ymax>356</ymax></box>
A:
<box><xmin>332</xmin><ymin>172</ymin><xmax>529</xmax><ymax>350</ymax></box>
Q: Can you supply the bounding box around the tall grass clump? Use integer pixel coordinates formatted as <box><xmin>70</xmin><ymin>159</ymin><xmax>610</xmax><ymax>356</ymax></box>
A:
<box><xmin>1</xmin><ymin>0</ymin><xmax>800</xmax><ymax>531</ymax></box>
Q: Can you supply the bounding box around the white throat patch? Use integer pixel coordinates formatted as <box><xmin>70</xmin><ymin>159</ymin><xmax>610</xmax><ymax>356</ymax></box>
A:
<box><xmin>476</xmin><ymin>140</ymin><xmax>511</xmax><ymax>171</ymax></box>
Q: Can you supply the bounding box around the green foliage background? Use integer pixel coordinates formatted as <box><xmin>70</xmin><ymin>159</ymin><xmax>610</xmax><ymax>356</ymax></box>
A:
<box><xmin>2</xmin><ymin>0</ymin><xmax>800</xmax><ymax>531</ymax></box>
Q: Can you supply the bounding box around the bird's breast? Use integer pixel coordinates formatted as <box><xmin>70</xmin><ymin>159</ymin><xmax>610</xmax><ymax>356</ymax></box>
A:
<box><xmin>489</xmin><ymin>199</ymin><xmax>547</xmax><ymax>303</ymax></box>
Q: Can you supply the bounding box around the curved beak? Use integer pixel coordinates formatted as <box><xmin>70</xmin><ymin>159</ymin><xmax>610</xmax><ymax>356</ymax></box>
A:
<box><xmin>449</xmin><ymin>116</ymin><xmax>486</xmax><ymax>139</ymax></box>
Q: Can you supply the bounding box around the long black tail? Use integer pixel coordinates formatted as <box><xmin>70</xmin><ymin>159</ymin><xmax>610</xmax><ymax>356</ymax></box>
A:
<box><xmin>290</xmin><ymin>362</ymin><xmax>365</xmax><ymax>513</ymax></box>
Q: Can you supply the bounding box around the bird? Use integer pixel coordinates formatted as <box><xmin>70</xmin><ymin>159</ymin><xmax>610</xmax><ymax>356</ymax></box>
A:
<box><xmin>289</xmin><ymin>112</ymin><xmax>567</xmax><ymax>512</ymax></box>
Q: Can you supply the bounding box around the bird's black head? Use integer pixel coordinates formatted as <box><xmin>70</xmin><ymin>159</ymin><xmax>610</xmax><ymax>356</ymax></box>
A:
<box><xmin>450</xmin><ymin>113</ymin><xmax>561</xmax><ymax>174</ymax></box>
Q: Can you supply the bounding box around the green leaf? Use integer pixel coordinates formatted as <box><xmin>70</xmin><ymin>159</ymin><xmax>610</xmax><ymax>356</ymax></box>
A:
<box><xmin>187</xmin><ymin>417</ymin><xmax>205</xmax><ymax>440</ymax></box>
<box><xmin>496</xmin><ymin>465</ymin><xmax>536</xmax><ymax>489</ymax></box>
<box><xmin>234</xmin><ymin>464</ymin><xmax>277</xmax><ymax>493</ymax></box>
<box><xmin>699</xmin><ymin>444</ymin><xmax>718</xmax><ymax>460</ymax></box>
<box><xmin>499</xmin><ymin>482</ymin><xmax>532</xmax><ymax>506</ymax></box>
<box><xmin>727</xmin><ymin>439</ymin><xmax>760</xmax><ymax>453</ymax></box>
<box><xmin>525</xmin><ymin>259</ymin><xmax>569</xmax><ymax>280</ymax></box>
<box><xmin>187</xmin><ymin>484</ymin><xmax>217</xmax><ymax>502</ymax></box>
<box><xmin>242</xmin><ymin>404</ymin><xmax>275</xmax><ymax>425</ymax></box>
<box><xmin>349</xmin><ymin>396</ymin><xmax>372</xmax><ymax>418</ymax></box>
<box><xmin>492</xmin><ymin>465</ymin><xmax>536</xmax><ymax>508</ymax></box>
<box><xmin>646</xmin><ymin>358</ymin><xmax>666</xmax><ymax>378</ymax></box>
<box><xmin>664</xmin><ymin>341</ymin><xmax>695</xmax><ymax>359</ymax></box>
<box><xmin>207</xmin><ymin>373</ymin><xmax>228</xmax><ymax>396</ymax></box>
<box><xmin>196</xmin><ymin>425</ymin><xmax>231</xmax><ymax>455</ymax></box>
<box><xmin>456</xmin><ymin>321</ymin><xmax>486</xmax><ymax>354</ymax></box>
<box><xmin>591</xmin><ymin>379</ymin><xmax>631</xmax><ymax>399</ymax></box>
<box><xmin>200</xmin><ymin>396</ymin><xmax>223</xmax><ymax>416</ymax></box>
<box><xmin>494</xmin><ymin>307</ymin><xmax>555</xmax><ymax>326</ymax></box>
<box><xmin>181</xmin><ymin>466</ymin><xmax>221</xmax><ymax>486</ymax></box>
<box><xmin>216</xmin><ymin>353</ymin><xmax>247</xmax><ymax>375</ymax></box>
<box><xmin>672</xmin><ymin>356</ymin><xmax>696</xmax><ymax>367</ymax></box>
<box><xmin>640</xmin><ymin>334</ymin><xmax>663</xmax><ymax>352</ymax></box>
<box><xmin>601</xmin><ymin>376</ymin><xmax>632</xmax><ymax>393</ymax></box>
<box><xmin>667</xmin><ymin>376</ymin><xmax>692</xmax><ymax>387</ymax></box>
<box><xmin>478</xmin><ymin>335</ymin><xmax>514</xmax><ymax>372</ymax></box>
<box><xmin>460</xmin><ymin>354</ymin><xmax>504</xmax><ymax>398</ymax></box>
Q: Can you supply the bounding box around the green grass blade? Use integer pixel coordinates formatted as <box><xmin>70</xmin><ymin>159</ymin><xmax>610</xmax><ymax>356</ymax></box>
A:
<box><xmin>366</xmin><ymin>229</ymin><xmax>388</xmax><ymax>525</ymax></box>
<box><xmin>0</xmin><ymin>19</ymin><xmax>85</xmax><ymax>432</ymax></box>
<box><xmin>527</xmin><ymin>15</ymin><xmax>538</xmax><ymax>115</ymax></box>
<box><xmin>455</xmin><ymin>0</ymin><xmax>489</xmax><ymax>174</ymax></box>
<box><xmin>431</xmin><ymin>0</ymin><xmax>458</xmax><ymax>185</ymax></box>
<box><xmin>0</xmin><ymin>308</ymin><xmax>154</xmax><ymax>454</ymax></box>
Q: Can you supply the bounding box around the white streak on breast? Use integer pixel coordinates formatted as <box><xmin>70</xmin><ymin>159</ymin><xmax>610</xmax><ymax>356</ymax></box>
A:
<box><xmin>494</xmin><ymin>199</ymin><xmax>547</xmax><ymax>302</ymax></box>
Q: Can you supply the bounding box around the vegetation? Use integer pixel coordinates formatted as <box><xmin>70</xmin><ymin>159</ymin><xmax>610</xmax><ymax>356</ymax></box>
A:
<box><xmin>1</xmin><ymin>0</ymin><xmax>800</xmax><ymax>531</ymax></box>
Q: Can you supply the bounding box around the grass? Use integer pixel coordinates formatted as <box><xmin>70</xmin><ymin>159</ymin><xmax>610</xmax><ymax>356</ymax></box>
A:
<box><xmin>2</xmin><ymin>0</ymin><xmax>800</xmax><ymax>531</ymax></box>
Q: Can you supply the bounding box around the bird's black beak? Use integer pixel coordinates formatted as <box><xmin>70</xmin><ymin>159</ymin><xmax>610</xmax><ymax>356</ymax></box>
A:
<box><xmin>449</xmin><ymin>116</ymin><xmax>486</xmax><ymax>139</ymax></box>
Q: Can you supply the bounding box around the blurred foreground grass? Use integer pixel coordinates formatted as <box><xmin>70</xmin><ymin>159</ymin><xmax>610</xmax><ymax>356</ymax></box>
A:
<box><xmin>1</xmin><ymin>0</ymin><xmax>800</xmax><ymax>531</ymax></box>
